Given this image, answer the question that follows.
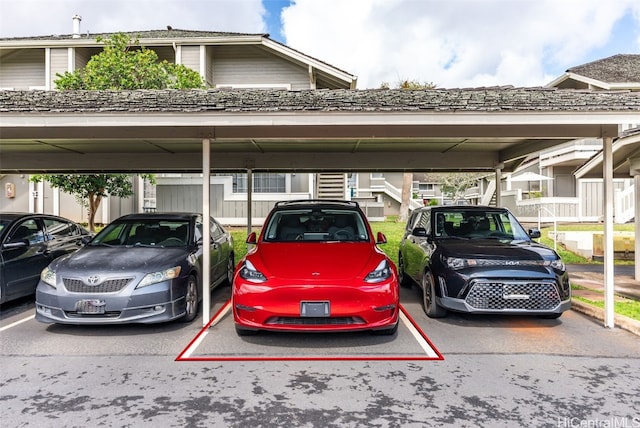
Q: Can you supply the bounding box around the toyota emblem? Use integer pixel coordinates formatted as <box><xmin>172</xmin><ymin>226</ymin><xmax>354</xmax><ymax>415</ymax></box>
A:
<box><xmin>87</xmin><ymin>275</ymin><xmax>100</xmax><ymax>285</ymax></box>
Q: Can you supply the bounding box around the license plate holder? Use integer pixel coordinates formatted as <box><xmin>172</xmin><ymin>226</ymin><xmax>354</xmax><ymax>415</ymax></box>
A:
<box><xmin>75</xmin><ymin>299</ymin><xmax>106</xmax><ymax>314</ymax></box>
<box><xmin>300</xmin><ymin>301</ymin><xmax>330</xmax><ymax>317</ymax></box>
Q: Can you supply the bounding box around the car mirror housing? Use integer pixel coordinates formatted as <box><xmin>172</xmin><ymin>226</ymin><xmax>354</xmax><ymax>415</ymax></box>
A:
<box><xmin>412</xmin><ymin>227</ymin><xmax>428</xmax><ymax>237</ymax></box>
<box><xmin>376</xmin><ymin>231</ymin><xmax>387</xmax><ymax>244</ymax></box>
<box><xmin>246</xmin><ymin>232</ymin><xmax>257</xmax><ymax>244</ymax></box>
<box><xmin>529</xmin><ymin>229</ymin><xmax>541</xmax><ymax>239</ymax></box>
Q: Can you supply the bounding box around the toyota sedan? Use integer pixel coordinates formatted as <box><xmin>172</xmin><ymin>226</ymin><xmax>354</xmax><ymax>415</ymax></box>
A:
<box><xmin>35</xmin><ymin>213</ymin><xmax>234</xmax><ymax>324</ymax></box>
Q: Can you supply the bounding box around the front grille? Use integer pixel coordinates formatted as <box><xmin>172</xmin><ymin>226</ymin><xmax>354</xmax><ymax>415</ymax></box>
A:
<box><xmin>63</xmin><ymin>278</ymin><xmax>134</xmax><ymax>293</ymax></box>
<box><xmin>265</xmin><ymin>316</ymin><xmax>365</xmax><ymax>326</ymax></box>
<box><xmin>64</xmin><ymin>311</ymin><xmax>121</xmax><ymax>318</ymax></box>
<box><xmin>465</xmin><ymin>281</ymin><xmax>561</xmax><ymax>311</ymax></box>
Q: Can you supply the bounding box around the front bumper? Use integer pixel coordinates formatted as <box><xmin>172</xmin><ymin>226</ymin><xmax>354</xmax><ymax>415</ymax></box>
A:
<box><xmin>35</xmin><ymin>279</ymin><xmax>188</xmax><ymax>324</ymax></box>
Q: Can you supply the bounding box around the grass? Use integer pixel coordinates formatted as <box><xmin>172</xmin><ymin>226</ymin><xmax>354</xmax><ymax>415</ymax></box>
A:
<box><xmin>228</xmin><ymin>219</ymin><xmax>640</xmax><ymax>321</ymax></box>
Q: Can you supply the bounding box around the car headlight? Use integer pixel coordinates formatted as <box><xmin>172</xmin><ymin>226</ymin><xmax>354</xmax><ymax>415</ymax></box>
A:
<box><xmin>445</xmin><ymin>257</ymin><xmax>475</xmax><ymax>269</ymax></box>
<box><xmin>547</xmin><ymin>259</ymin><xmax>565</xmax><ymax>271</ymax></box>
<box><xmin>40</xmin><ymin>266</ymin><xmax>57</xmax><ymax>288</ymax></box>
<box><xmin>239</xmin><ymin>260</ymin><xmax>267</xmax><ymax>283</ymax></box>
<box><xmin>137</xmin><ymin>266</ymin><xmax>181</xmax><ymax>289</ymax></box>
<box><xmin>365</xmin><ymin>260</ymin><xmax>392</xmax><ymax>283</ymax></box>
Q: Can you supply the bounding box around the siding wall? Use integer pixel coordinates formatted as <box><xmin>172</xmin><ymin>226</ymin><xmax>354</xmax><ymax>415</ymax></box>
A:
<box><xmin>0</xmin><ymin>49</ymin><xmax>45</xmax><ymax>89</ymax></box>
<box><xmin>49</xmin><ymin>48</ymin><xmax>68</xmax><ymax>89</ymax></box>
<box><xmin>180</xmin><ymin>46</ymin><xmax>200</xmax><ymax>71</ymax></box>
<box><xmin>211</xmin><ymin>45</ymin><xmax>310</xmax><ymax>90</ymax></box>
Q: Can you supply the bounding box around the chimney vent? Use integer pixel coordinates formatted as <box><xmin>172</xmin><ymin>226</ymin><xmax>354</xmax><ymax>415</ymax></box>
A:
<box><xmin>72</xmin><ymin>14</ymin><xmax>82</xmax><ymax>38</ymax></box>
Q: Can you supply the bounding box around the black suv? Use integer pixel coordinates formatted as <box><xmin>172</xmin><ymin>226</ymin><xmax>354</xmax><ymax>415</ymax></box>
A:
<box><xmin>398</xmin><ymin>206</ymin><xmax>570</xmax><ymax>318</ymax></box>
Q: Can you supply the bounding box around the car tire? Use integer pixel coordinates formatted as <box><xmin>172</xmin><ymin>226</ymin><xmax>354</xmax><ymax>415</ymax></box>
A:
<box><xmin>372</xmin><ymin>321</ymin><xmax>399</xmax><ymax>336</ymax></box>
<box><xmin>422</xmin><ymin>271</ymin><xmax>447</xmax><ymax>318</ymax></box>
<box><xmin>181</xmin><ymin>275</ymin><xmax>199</xmax><ymax>322</ymax></box>
<box><xmin>225</xmin><ymin>254</ymin><xmax>235</xmax><ymax>286</ymax></box>
<box><xmin>397</xmin><ymin>254</ymin><xmax>411</xmax><ymax>288</ymax></box>
<box><xmin>235</xmin><ymin>325</ymin><xmax>258</xmax><ymax>336</ymax></box>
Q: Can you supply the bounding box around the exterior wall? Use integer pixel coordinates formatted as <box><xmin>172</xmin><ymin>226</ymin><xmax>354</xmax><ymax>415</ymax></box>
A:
<box><xmin>179</xmin><ymin>46</ymin><xmax>200</xmax><ymax>71</ymax></box>
<box><xmin>155</xmin><ymin>175</ymin><xmax>312</xmax><ymax>226</ymax></box>
<box><xmin>0</xmin><ymin>48</ymin><xmax>45</xmax><ymax>89</ymax></box>
<box><xmin>0</xmin><ymin>175</ymin><xmax>31</xmax><ymax>211</ymax></box>
<box><xmin>211</xmin><ymin>45</ymin><xmax>310</xmax><ymax>90</ymax></box>
<box><xmin>50</xmin><ymin>48</ymin><xmax>68</xmax><ymax>89</ymax></box>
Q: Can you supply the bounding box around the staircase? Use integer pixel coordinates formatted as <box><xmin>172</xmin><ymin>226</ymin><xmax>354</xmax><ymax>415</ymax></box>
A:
<box><xmin>316</xmin><ymin>173</ymin><xmax>346</xmax><ymax>199</ymax></box>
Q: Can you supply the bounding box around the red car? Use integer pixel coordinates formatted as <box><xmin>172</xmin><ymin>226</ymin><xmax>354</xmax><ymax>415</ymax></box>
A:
<box><xmin>232</xmin><ymin>200</ymin><xmax>399</xmax><ymax>336</ymax></box>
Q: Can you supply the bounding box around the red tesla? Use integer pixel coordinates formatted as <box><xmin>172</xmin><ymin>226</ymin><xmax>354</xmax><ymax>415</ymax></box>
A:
<box><xmin>232</xmin><ymin>200</ymin><xmax>399</xmax><ymax>336</ymax></box>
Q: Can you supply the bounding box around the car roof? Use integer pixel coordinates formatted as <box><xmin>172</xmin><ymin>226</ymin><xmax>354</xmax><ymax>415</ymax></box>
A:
<box><xmin>0</xmin><ymin>212</ymin><xmax>72</xmax><ymax>221</ymax></box>
<box><xmin>419</xmin><ymin>206</ymin><xmax>509</xmax><ymax>214</ymax></box>
<box><xmin>114</xmin><ymin>212</ymin><xmax>200</xmax><ymax>221</ymax></box>
<box><xmin>273</xmin><ymin>200</ymin><xmax>360</xmax><ymax>210</ymax></box>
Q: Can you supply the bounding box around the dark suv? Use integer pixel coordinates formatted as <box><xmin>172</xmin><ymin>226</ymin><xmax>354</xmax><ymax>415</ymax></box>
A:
<box><xmin>398</xmin><ymin>206</ymin><xmax>570</xmax><ymax>318</ymax></box>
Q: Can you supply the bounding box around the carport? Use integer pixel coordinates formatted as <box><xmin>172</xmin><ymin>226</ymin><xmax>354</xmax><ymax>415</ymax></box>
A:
<box><xmin>1</xmin><ymin>88</ymin><xmax>639</xmax><ymax>328</ymax></box>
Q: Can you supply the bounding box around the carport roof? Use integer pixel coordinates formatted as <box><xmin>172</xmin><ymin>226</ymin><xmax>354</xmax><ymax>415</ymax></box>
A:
<box><xmin>1</xmin><ymin>87</ymin><xmax>639</xmax><ymax>174</ymax></box>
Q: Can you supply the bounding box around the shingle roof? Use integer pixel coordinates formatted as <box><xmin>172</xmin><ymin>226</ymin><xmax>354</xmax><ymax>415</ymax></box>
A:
<box><xmin>0</xmin><ymin>29</ymin><xmax>266</xmax><ymax>42</ymax></box>
<box><xmin>567</xmin><ymin>54</ymin><xmax>640</xmax><ymax>83</ymax></box>
<box><xmin>1</xmin><ymin>87</ymin><xmax>639</xmax><ymax>113</ymax></box>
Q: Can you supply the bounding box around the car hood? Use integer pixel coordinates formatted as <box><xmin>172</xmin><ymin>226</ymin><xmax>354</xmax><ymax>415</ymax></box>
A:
<box><xmin>247</xmin><ymin>242</ymin><xmax>381</xmax><ymax>280</ymax></box>
<box><xmin>51</xmin><ymin>246</ymin><xmax>190</xmax><ymax>273</ymax></box>
<box><xmin>437</xmin><ymin>238</ymin><xmax>557</xmax><ymax>260</ymax></box>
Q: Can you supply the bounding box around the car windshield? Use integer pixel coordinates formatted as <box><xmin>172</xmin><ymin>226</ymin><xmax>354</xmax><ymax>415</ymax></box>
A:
<box><xmin>90</xmin><ymin>219</ymin><xmax>190</xmax><ymax>247</ymax></box>
<box><xmin>433</xmin><ymin>210</ymin><xmax>530</xmax><ymax>241</ymax></box>
<box><xmin>263</xmin><ymin>209</ymin><xmax>369</xmax><ymax>242</ymax></box>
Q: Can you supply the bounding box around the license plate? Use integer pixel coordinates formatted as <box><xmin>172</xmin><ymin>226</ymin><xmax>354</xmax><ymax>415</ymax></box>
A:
<box><xmin>300</xmin><ymin>301</ymin><xmax>330</xmax><ymax>317</ymax></box>
<box><xmin>75</xmin><ymin>299</ymin><xmax>106</xmax><ymax>314</ymax></box>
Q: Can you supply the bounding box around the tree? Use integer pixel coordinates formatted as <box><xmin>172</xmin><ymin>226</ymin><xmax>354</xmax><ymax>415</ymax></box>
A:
<box><xmin>42</xmin><ymin>34</ymin><xmax>204</xmax><ymax>231</ymax></box>
<box><xmin>380</xmin><ymin>79</ymin><xmax>437</xmax><ymax>221</ymax></box>
<box><xmin>440</xmin><ymin>173</ymin><xmax>485</xmax><ymax>204</ymax></box>
<box><xmin>55</xmin><ymin>33</ymin><xmax>205</xmax><ymax>90</ymax></box>
<box><xmin>30</xmin><ymin>174</ymin><xmax>155</xmax><ymax>231</ymax></box>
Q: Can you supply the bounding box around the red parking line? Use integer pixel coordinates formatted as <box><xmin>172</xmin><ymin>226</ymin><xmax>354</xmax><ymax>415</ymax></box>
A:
<box><xmin>176</xmin><ymin>301</ymin><xmax>443</xmax><ymax>362</ymax></box>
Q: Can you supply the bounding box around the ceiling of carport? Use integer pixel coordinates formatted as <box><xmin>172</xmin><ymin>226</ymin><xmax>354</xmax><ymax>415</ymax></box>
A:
<box><xmin>0</xmin><ymin>88</ymin><xmax>638</xmax><ymax>174</ymax></box>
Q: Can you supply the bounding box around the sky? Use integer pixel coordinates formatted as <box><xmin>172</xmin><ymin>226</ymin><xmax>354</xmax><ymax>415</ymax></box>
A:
<box><xmin>0</xmin><ymin>0</ymin><xmax>639</xmax><ymax>89</ymax></box>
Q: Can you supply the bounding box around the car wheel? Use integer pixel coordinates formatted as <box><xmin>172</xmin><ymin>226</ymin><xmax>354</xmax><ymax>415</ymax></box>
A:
<box><xmin>397</xmin><ymin>254</ymin><xmax>411</xmax><ymax>288</ymax></box>
<box><xmin>235</xmin><ymin>325</ymin><xmax>258</xmax><ymax>336</ymax></box>
<box><xmin>372</xmin><ymin>321</ymin><xmax>399</xmax><ymax>336</ymax></box>
<box><xmin>225</xmin><ymin>254</ymin><xmax>235</xmax><ymax>286</ymax></box>
<box><xmin>422</xmin><ymin>271</ymin><xmax>447</xmax><ymax>318</ymax></box>
<box><xmin>181</xmin><ymin>275</ymin><xmax>199</xmax><ymax>322</ymax></box>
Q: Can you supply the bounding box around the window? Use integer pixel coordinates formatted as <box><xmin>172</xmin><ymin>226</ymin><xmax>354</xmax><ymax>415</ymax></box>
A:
<box><xmin>43</xmin><ymin>218</ymin><xmax>76</xmax><ymax>238</ymax></box>
<box><xmin>9</xmin><ymin>219</ymin><xmax>45</xmax><ymax>244</ymax></box>
<box><xmin>230</xmin><ymin>173</ymin><xmax>286</xmax><ymax>193</ymax></box>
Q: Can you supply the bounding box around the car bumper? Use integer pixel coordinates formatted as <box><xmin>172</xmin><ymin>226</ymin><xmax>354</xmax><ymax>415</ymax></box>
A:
<box><xmin>233</xmin><ymin>281</ymin><xmax>399</xmax><ymax>333</ymax></box>
<box><xmin>35</xmin><ymin>279</ymin><xmax>188</xmax><ymax>324</ymax></box>
<box><xmin>439</xmin><ymin>296</ymin><xmax>571</xmax><ymax>316</ymax></box>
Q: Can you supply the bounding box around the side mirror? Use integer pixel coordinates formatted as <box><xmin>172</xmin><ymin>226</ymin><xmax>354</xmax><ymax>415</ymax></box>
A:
<box><xmin>246</xmin><ymin>232</ymin><xmax>257</xmax><ymax>244</ymax></box>
<box><xmin>529</xmin><ymin>229</ymin><xmax>541</xmax><ymax>239</ymax></box>
<box><xmin>376</xmin><ymin>231</ymin><xmax>387</xmax><ymax>244</ymax></box>
<box><xmin>412</xmin><ymin>227</ymin><xmax>428</xmax><ymax>237</ymax></box>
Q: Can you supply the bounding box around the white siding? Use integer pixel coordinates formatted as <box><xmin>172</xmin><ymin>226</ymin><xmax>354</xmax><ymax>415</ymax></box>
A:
<box><xmin>49</xmin><ymin>48</ymin><xmax>68</xmax><ymax>89</ymax></box>
<box><xmin>211</xmin><ymin>45</ymin><xmax>310</xmax><ymax>90</ymax></box>
<box><xmin>0</xmin><ymin>48</ymin><xmax>45</xmax><ymax>89</ymax></box>
<box><xmin>180</xmin><ymin>46</ymin><xmax>200</xmax><ymax>70</ymax></box>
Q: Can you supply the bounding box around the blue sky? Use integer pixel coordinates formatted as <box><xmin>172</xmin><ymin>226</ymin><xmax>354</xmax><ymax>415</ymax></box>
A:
<box><xmin>1</xmin><ymin>0</ymin><xmax>638</xmax><ymax>88</ymax></box>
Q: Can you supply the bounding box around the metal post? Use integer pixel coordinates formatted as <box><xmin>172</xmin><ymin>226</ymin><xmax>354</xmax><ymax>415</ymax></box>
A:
<box><xmin>247</xmin><ymin>168</ymin><xmax>253</xmax><ymax>236</ymax></box>
<box><xmin>202</xmin><ymin>138</ymin><xmax>211</xmax><ymax>327</ymax></box>
<box><xmin>603</xmin><ymin>136</ymin><xmax>614</xmax><ymax>329</ymax></box>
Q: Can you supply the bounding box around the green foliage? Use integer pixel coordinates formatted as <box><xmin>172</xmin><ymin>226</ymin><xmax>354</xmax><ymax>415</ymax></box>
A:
<box><xmin>380</xmin><ymin>79</ymin><xmax>436</xmax><ymax>89</ymax></box>
<box><xmin>572</xmin><ymin>295</ymin><xmax>640</xmax><ymax>321</ymax></box>
<box><xmin>30</xmin><ymin>174</ymin><xmax>154</xmax><ymax>231</ymax></box>
<box><xmin>440</xmin><ymin>173</ymin><xmax>483</xmax><ymax>203</ymax></box>
<box><xmin>54</xmin><ymin>33</ymin><xmax>204</xmax><ymax>90</ymax></box>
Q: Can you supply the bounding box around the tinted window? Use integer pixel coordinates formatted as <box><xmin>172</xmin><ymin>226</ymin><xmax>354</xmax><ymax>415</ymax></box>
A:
<box><xmin>265</xmin><ymin>208</ymin><xmax>368</xmax><ymax>242</ymax></box>
<box><xmin>7</xmin><ymin>219</ymin><xmax>45</xmax><ymax>244</ymax></box>
<box><xmin>43</xmin><ymin>218</ymin><xmax>76</xmax><ymax>238</ymax></box>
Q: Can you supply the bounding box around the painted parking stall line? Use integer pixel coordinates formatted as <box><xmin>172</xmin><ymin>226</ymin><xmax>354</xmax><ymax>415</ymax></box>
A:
<box><xmin>0</xmin><ymin>314</ymin><xmax>35</xmax><ymax>332</ymax></box>
<box><xmin>176</xmin><ymin>302</ymin><xmax>443</xmax><ymax>362</ymax></box>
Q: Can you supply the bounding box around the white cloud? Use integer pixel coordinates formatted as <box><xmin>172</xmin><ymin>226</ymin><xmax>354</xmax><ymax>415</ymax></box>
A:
<box><xmin>0</xmin><ymin>0</ymin><xmax>267</xmax><ymax>37</ymax></box>
<box><xmin>281</xmin><ymin>0</ymin><xmax>640</xmax><ymax>88</ymax></box>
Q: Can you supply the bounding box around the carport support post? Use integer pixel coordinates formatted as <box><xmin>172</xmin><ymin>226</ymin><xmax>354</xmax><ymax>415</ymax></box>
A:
<box><xmin>202</xmin><ymin>138</ymin><xmax>211</xmax><ymax>326</ymax></box>
<box><xmin>494</xmin><ymin>166</ymin><xmax>502</xmax><ymax>207</ymax></box>
<box><xmin>247</xmin><ymin>168</ymin><xmax>253</xmax><ymax>235</ymax></box>
<box><xmin>603</xmin><ymin>136</ymin><xmax>614</xmax><ymax>329</ymax></box>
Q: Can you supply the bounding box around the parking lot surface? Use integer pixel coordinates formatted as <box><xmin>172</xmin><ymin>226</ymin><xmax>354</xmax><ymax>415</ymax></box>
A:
<box><xmin>1</xmin><ymin>285</ymin><xmax>639</xmax><ymax>427</ymax></box>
